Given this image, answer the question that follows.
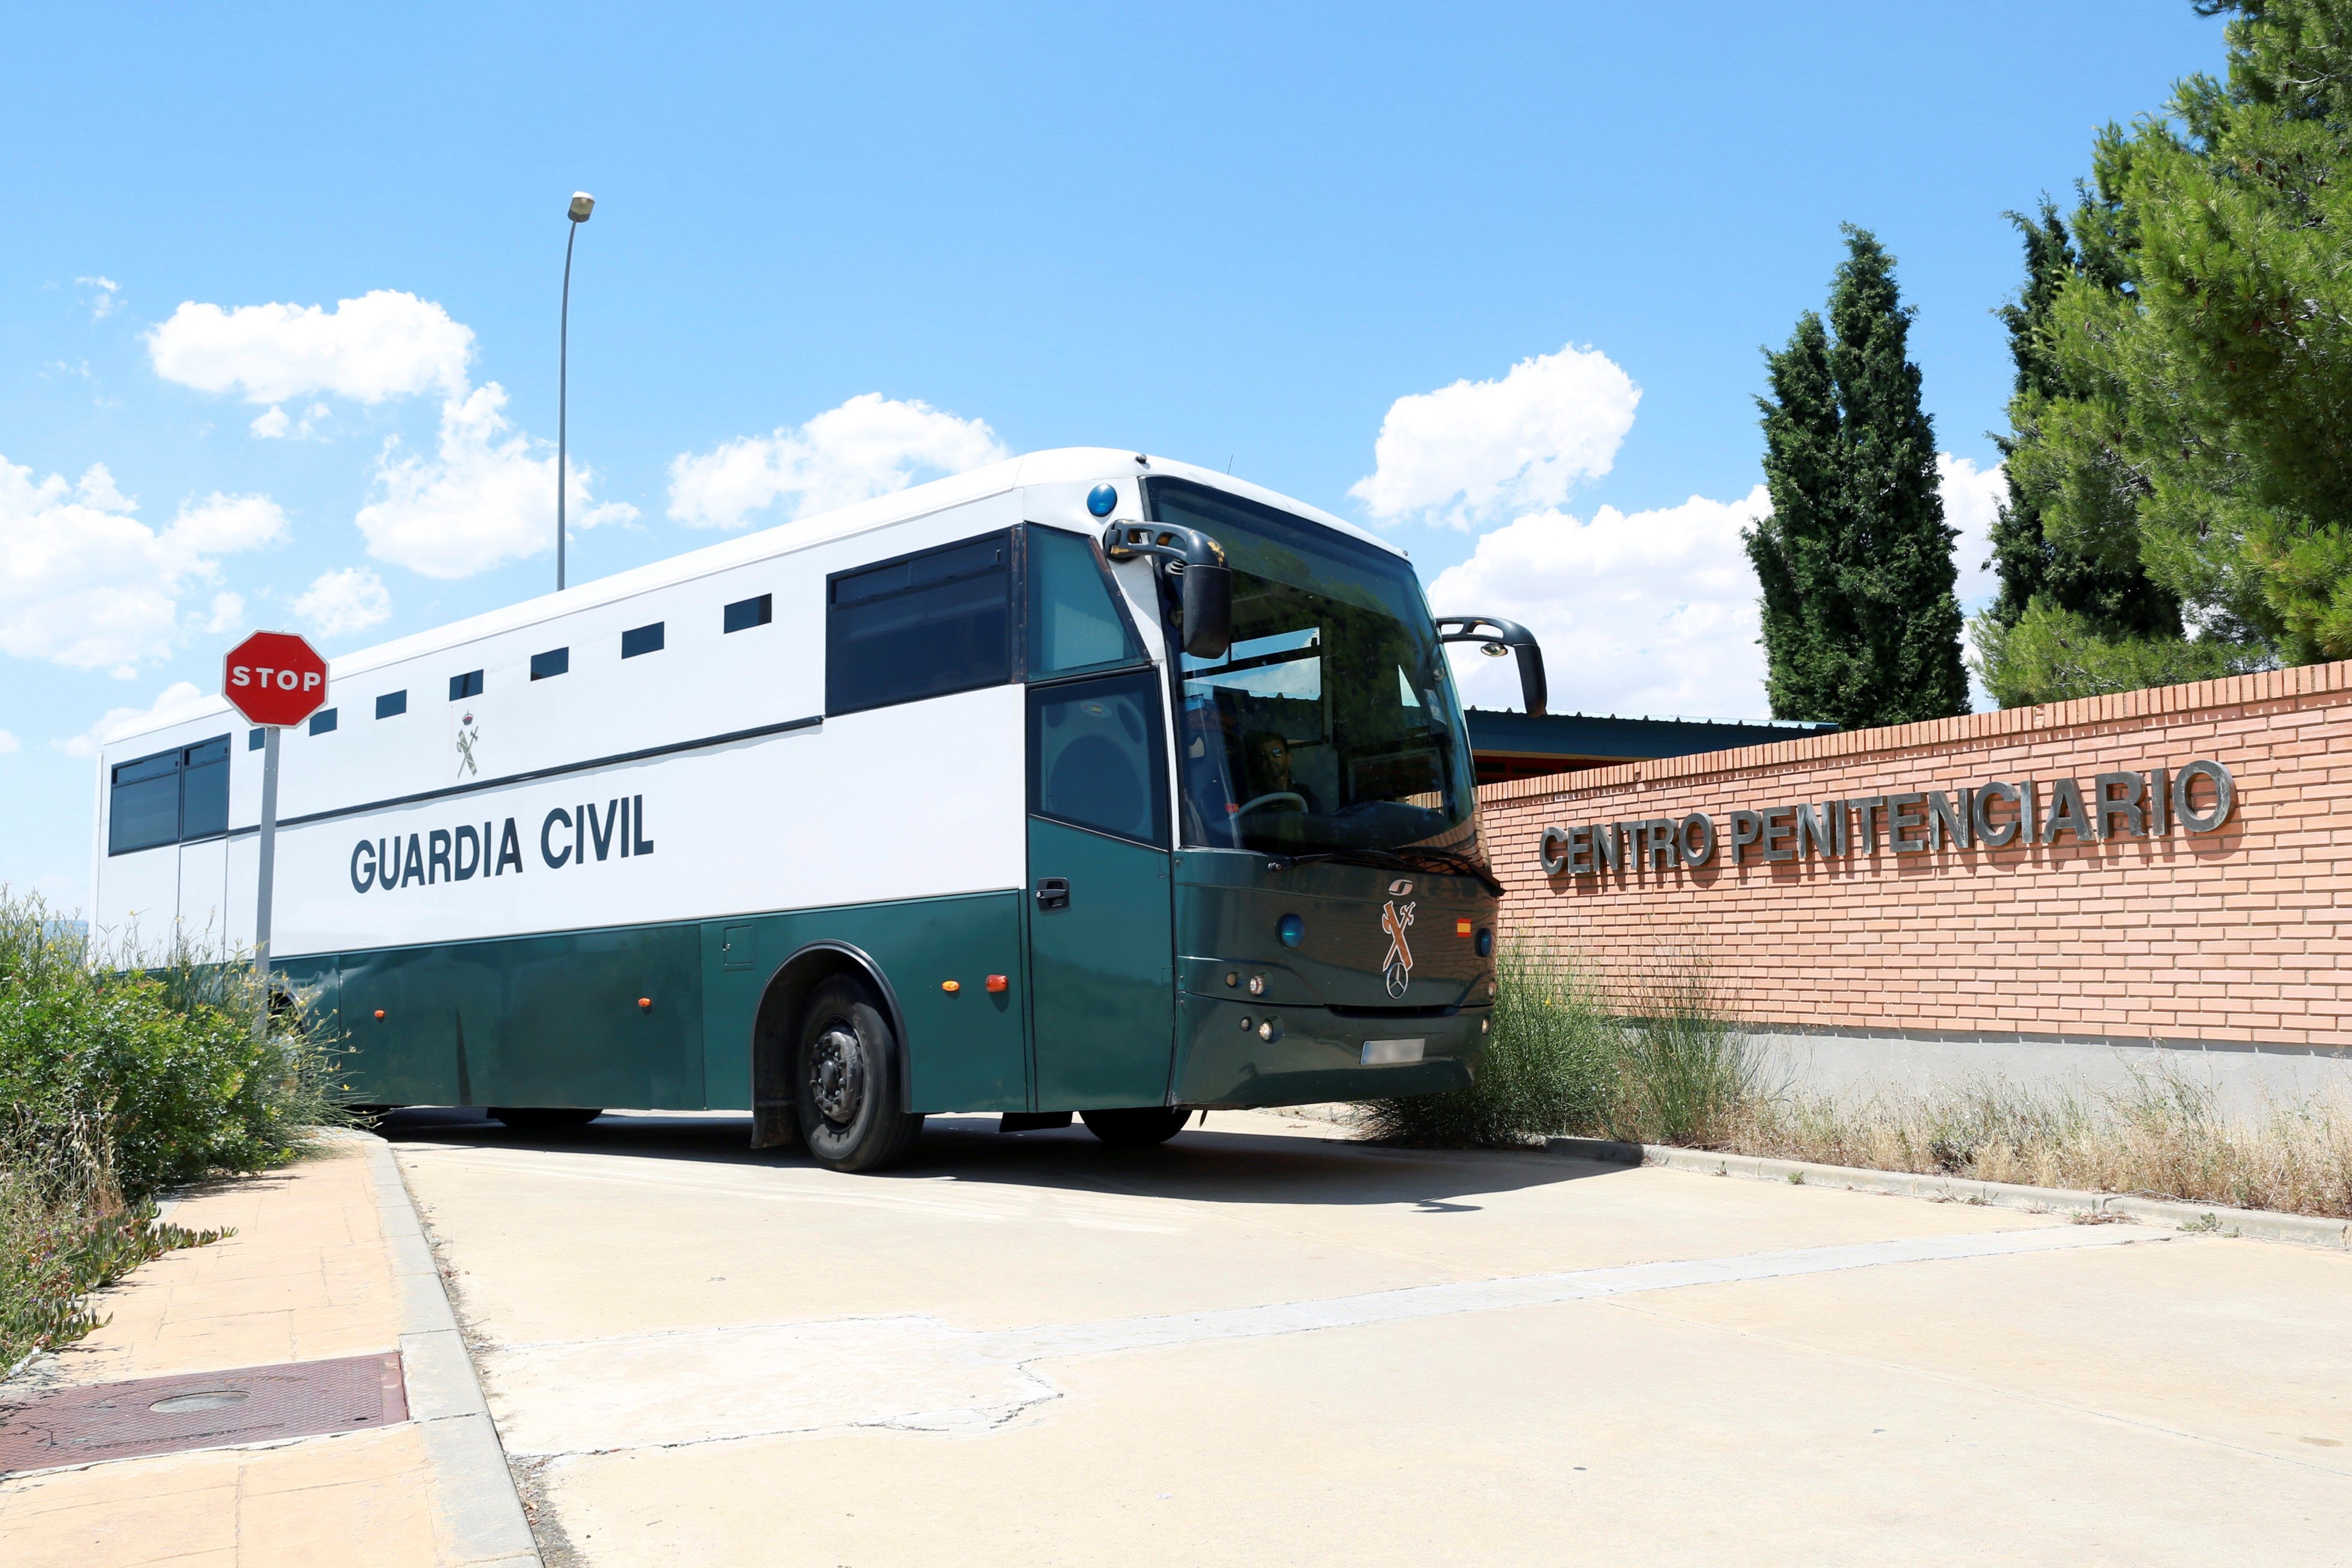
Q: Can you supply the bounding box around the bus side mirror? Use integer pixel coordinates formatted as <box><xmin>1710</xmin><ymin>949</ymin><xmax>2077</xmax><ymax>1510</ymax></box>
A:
<box><xmin>1102</xmin><ymin>519</ymin><xmax>1232</xmax><ymax>662</ymax></box>
<box><xmin>1436</xmin><ymin>616</ymin><xmax>1548</xmax><ymax>717</ymax></box>
<box><xmin>1180</xmin><ymin>564</ymin><xmax>1231</xmax><ymax>661</ymax></box>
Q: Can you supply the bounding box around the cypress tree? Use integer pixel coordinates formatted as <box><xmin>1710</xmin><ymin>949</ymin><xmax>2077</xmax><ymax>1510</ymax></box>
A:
<box><xmin>1746</xmin><ymin>227</ymin><xmax>1969</xmax><ymax>728</ymax></box>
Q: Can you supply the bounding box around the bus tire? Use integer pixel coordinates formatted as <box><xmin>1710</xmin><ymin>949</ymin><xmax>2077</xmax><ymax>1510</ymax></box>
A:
<box><xmin>796</xmin><ymin>977</ymin><xmax>923</xmax><ymax>1172</ymax></box>
<box><xmin>489</xmin><ymin>1107</ymin><xmax>603</xmax><ymax>1130</ymax></box>
<box><xmin>1079</xmin><ymin>1107</ymin><xmax>1189</xmax><ymax>1147</ymax></box>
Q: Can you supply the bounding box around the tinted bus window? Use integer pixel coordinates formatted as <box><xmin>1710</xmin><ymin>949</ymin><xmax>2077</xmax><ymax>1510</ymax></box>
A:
<box><xmin>1028</xmin><ymin>526</ymin><xmax>1141</xmax><ymax>677</ymax></box>
<box><xmin>109</xmin><ymin>750</ymin><xmax>181</xmax><ymax>855</ymax></box>
<box><xmin>723</xmin><ymin>595</ymin><xmax>772</xmax><ymax>633</ymax></box>
<box><xmin>826</xmin><ymin>532</ymin><xmax>1012</xmax><ymax>715</ymax></box>
<box><xmin>376</xmin><ymin>691</ymin><xmax>408</xmax><ymax>719</ymax></box>
<box><xmin>622</xmin><ymin>622</ymin><xmax>664</xmax><ymax>658</ymax></box>
<box><xmin>1028</xmin><ymin>670</ymin><xmax>1168</xmax><ymax>846</ymax></box>
<box><xmin>181</xmin><ymin>737</ymin><xmax>230</xmax><ymax>839</ymax></box>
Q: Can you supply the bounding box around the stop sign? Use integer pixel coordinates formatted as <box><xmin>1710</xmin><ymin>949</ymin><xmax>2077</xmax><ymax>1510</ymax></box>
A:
<box><xmin>223</xmin><ymin>631</ymin><xmax>331</xmax><ymax>727</ymax></box>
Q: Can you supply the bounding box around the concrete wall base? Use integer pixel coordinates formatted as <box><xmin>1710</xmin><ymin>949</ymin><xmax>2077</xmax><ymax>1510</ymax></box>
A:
<box><xmin>1742</xmin><ymin>1025</ymin><xmax>2352</xmax><ymax>1117</ymax></box>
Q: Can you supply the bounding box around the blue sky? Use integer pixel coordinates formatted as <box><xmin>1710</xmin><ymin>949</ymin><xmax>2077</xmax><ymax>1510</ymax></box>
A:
<box><xmin>2</xmin><ymin>2</ymin><xmax>2224</xmax><ymax>911</ymax></box>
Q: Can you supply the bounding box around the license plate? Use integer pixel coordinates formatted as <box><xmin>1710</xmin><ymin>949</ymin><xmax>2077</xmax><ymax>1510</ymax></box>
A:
<box><xmin>1361</xmin><ymin>1038</ymin><xmax>1425</xmax><ymax>1066</ymax></box>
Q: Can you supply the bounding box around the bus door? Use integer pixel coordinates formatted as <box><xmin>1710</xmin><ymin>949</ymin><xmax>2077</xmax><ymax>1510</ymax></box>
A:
<box><xmin>1024</xmin><ymin>669</ymin><xmax>1175</xmax><ymax>1110</ymax></box>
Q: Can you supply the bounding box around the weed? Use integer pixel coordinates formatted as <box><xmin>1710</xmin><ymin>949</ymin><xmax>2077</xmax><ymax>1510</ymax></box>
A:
<box><xmin>1357</xmin><ymin>946</ymin><xmax>1615</xmax><ymax>1147</ymax></box>
<box><xmin>0</xmin><ymin>891</ymin><xmax>343</xmax><ymax>1364</ymax></box>
<box><xmin>1363</xmin><ymin>944</ymin><xmax>2352</xmax><ymax>1221</ymax></box>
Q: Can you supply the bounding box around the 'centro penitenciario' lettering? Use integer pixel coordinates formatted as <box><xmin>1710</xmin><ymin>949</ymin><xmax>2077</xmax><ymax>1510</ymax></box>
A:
<box><xmin>1538</xmin><ymin>762</ymin><xmax>2235</xmax><ymax>879</ymax></box>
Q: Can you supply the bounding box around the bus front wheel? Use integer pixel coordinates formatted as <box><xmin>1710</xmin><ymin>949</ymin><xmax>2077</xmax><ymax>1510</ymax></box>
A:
<box><xmin>795</xmin><ymin>977</ymin><xmax>924</xmax><ymax>1173</ymax></box>
<box><xmin>1080</xmin><ymin>1107</ymin><xmax>1190</xmax><ymax>1147</ymax></box>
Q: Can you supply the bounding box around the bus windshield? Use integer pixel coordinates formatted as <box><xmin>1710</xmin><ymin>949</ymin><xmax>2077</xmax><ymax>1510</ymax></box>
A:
<box><xmin>1145</xmin><ymin>479</ymin><xmax>1485</xmax><ymax>870</ymax></box>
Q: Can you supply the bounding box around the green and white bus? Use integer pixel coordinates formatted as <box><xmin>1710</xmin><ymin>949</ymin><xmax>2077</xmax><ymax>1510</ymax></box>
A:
<box><xmin>90</xmin><ymin>450</ymin><xmax>1544</xmax><ymax>1170</ymax></box>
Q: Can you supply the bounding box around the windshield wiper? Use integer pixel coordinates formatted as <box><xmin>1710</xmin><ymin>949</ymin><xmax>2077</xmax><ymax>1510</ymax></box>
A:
<box><xmin>1270</xmin><ymin>846</ymin><xmax>1505</xmax><ymax>898</ymax></box>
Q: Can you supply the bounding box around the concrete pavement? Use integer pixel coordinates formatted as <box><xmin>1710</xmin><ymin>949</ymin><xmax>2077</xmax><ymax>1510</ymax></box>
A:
<box><xmin>388</xmin><ymin>1109</ymin><xmax>2352</xmax><ymax>1567</ymax></box>
<box><xmin>0</xmin><ymin>1131</ymin><xmax>537</xmax><ymax>1568</ymax></box>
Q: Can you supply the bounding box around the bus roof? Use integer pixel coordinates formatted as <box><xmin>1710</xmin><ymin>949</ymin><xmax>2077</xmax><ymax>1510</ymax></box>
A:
<box><xmin>97</xmin><ymin>449</ymin><xmax>1402</xmax><ymax>751</ymax></box>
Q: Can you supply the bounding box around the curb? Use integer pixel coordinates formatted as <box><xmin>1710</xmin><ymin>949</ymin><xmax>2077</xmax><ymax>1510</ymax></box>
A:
<box><xmin>1544</xmin><ymin>1136</ymin><xmax>2352</xmax><ymax>1251</ymax></box>
<box><xmin>361</xmin><ymin>1133</ymin><xmax>543</xmax><ymax>1568</ymax></box>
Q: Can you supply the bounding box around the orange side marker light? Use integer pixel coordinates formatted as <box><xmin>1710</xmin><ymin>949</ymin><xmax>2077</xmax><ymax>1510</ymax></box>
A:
<box><xmin>374</xmin><ymin>1009</ymin><xmax>386</xmax><ymax>1020</ymax></box>
<box><xmin>985</xmin><ymin>974</ymin><xmax>1009</xmax><ymax>993</ymax></box>
<box><xmin>1455</xmin><ymin>918</ymin><xmax>1473</xmax><ymax>938</ymax></box>
<box><xmin>941</xmin><ymin>979</ymin><xmax>961</xmax><ymax>993</ymax></box>
<box><xmin>638</xmin><ymin>997</ymin><xmax>652</xmax><ymax>1011</ymax></box>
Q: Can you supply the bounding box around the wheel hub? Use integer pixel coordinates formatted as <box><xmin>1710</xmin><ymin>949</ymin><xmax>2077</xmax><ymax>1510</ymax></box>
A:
<box><xmin>809</xmin><ymin>1022</ymin><xmax>864</xmax><ymax>1124</ymax></box>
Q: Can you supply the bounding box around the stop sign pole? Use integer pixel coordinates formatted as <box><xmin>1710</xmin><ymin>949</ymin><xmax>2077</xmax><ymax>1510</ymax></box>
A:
<box><xmin>222</xmin><ymin>632</ymin><xmax>331</xmax><ymax>980</ymax></box>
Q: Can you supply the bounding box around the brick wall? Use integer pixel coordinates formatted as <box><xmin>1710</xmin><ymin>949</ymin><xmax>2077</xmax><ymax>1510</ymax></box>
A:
<box><xmin>1476</xmin><ymin>660</ymin><xmax>2352</xmax><ymax>1049</ymax></box>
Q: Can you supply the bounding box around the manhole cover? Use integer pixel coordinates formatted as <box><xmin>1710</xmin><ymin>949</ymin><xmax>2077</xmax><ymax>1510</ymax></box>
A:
<box><xmin>0</xmin><ymin>1353</ymin><xmax>407</xmax><ymax>1475</ymax></box>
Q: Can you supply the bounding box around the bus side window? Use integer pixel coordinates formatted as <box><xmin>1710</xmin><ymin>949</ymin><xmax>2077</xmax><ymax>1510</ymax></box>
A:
<box><xmin>107</xmin><ymin>733</ymin><xmax>232</xmax><ymax>855</ymax></box>
<box><xmin>1028</xmin><ymin>670</ymin><xmax>1169</xmax><ymax>847</ymax></box>
<box><xmin>108</xmin><ymin>749</ymin><xmax>183</xmax><ymax>855</ymax></box>
<box><xmin>1027</xmin><ymin>525</ymin><xmax>1141</xmax><ymax>677</ymax></box>
<box><xmin>180</xmin><ymin>737</ymin><xmax>230</xmax><ymax>839</ymax></box>
<box><xmin>825</xmin><ymin>531</ymin><xmax>1013</xmax><ymax>716</ymax></box>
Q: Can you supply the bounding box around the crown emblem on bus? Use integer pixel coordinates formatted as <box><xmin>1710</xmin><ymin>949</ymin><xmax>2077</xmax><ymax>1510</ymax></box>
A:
<box><xmin>1379</xmin><ymin>896</ymin><xmax>1417</xmax><ymax>998</ymax></box>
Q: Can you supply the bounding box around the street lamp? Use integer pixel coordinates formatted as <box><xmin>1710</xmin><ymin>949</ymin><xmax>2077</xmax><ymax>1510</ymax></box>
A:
<box><xmin>558</xmin><ymin>191</ymin><xmax>595</xmax><ymax>591</ymax></box>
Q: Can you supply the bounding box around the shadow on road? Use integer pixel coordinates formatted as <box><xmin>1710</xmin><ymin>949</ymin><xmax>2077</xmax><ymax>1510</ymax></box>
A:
<box><xmin>373</xmin><ymin>1106</ymin><xmax>1625</xmax><ymax>1211</ymax></box>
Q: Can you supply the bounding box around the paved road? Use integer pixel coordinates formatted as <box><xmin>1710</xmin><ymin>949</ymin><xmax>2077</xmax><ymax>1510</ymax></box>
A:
<box><xmin>386</xmin><ymin>1109</ymin><xmax>2351</xmax><ymax>1567</ymax></box>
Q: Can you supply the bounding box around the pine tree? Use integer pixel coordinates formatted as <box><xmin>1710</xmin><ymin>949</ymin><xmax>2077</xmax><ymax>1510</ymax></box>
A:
<box><xmin>1971</xmin><ymin>197</ymin><xmax>2211</xmax><ymax>708</ymax></box>
<box><xmin>1745</xmin><ymin>227</ymin><xmax>1970</xmax><ymax>729</ymax></box>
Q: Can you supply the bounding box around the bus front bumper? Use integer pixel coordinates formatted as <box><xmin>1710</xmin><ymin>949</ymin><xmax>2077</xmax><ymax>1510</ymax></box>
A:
<box><xmin>1170</xmin><ymin>993</ymin><xmax>1489</xmax><ymax>1109</ymax></box>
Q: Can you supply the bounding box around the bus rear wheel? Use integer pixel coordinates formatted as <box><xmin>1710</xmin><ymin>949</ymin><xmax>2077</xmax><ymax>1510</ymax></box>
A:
<box><xmin>796</xmin><ymin>977</ymin><xmax>923</xmax><ymax>1173</ymax></box>
<box><xmin>1080</xmin><ymin>1107</ymin><xmax>1190</xmax><ymax>1147</ymax></box>
<box><xmin>488</xmin><ymin>1107</ymin><xmax>603</xmax><ymax>1130</ymax></box>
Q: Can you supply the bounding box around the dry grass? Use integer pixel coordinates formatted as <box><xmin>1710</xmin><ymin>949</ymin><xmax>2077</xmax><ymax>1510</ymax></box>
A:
<box><xmin>1729</xmin><ymin>1067</ymin><xmax>2352</xmax><ymax>1219</ymax></box>
<box><xmin>1373</xmin><ymin>947</ymin><xmax>2352</xmax><ymax>1220</ymax></box>
<box><xmin>1</xmin><ymin>1108</ymin><xmax>227</xmax><ymax>1370</ymax></box>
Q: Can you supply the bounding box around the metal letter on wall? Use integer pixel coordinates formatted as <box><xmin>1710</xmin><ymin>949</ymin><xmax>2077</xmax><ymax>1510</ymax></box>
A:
<box><xmin>1973</xmin><ymin>781</ymin><xmax>2021</xmax><ymax>848</ymax></box>
<box><xmin>2175</xmin><ymin>760</ymin><xmax>2236</xmax><ymax>833</ymax></box>
<box><xmin>1539</xmin><ymin>826</ymin><xmax>1571</xmax><ymax>876</ymax></box>
<box><xmin>1677</xmin><ymin>812</ymin><xmax>1715</xmax><ymax>868</ymax></box>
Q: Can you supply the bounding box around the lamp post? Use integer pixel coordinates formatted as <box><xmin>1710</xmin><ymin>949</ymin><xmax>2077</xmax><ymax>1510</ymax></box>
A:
<box><xmin>558</xmin><ymin>190</ymin><xmax>595</xmax><ymax>591</ymax></box>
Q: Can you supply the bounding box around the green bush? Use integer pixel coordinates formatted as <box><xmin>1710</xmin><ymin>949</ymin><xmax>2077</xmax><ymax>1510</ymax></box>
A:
<box><xmin>0</xmin><ymin>895</ymin><xmax>345</xmax><ymax>1200</ymax></box>
<box><xmin>0</xmin><ymin>892</ymin><xmax>345</xmax><ymax>1366</ymax></box>
<box><xmin>1358</xmin><ymin>947</ymin><xmax>1617</xmax><ymax>1146</ymax></box>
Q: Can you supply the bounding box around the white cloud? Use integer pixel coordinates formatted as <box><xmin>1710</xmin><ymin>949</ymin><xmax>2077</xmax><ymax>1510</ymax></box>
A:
<box><xmin>76</xmin><ymin>276</ymin><xmax>120</xmax><ymax>320</ymax></box>
<box><xmin>357</xmin><ymin>384</ymin><xmax>635</xmax><ymax>578</ymax></box>
<box><xmin>1429</xmin><ymin>486</ymin><xmax>1774</xmax><ymax>720</ymax></box>
<box><xmin>0</xmin><ymin>460</ymin><xmax>286</xmax><ymax>675</ymax></box>
<box><xmin>148</xmin><ymin>290</ymin><xmax>473</xmax><ymax>406</ymax></box>
<box><xmin>667</xmin><ymin>393</ymin><xmax>1009</xmax><ymax>531</ymax></box>
<box><xmin>1351</xmin><ymin>345</ymin><xmax>1640</xmax><ymax>529</ymax></box>
<box><xmin>57</xmin><ymin>682</ymin><xmax>207</xmax><ymax>759</ymax></box>
<box><xmin>251</xmin><ymin>402</ymin><xmax>331</xmax><ymax>440</ymax></box>
<box><xmin>1939</xmin><ymin>453</ymin><xmax>2006</xmax><ymax>611</ymax></box>
<box><xmin>0</xmin><ymin>730</ymin><xmax>18</xmax><ymax>754</ymax></box>
<box><xmin>204</xmin><ymin>591</ymin><xmax>247</xmax><ymax>634</ymax></box>
<box><xmin>294</xmin><ymin>567</ymin><xmax>392</xmax><ymax>637</ymax></box>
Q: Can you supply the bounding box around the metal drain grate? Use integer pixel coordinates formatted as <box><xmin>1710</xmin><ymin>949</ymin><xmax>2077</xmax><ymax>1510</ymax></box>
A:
<box><xmin>0</xmin><ymin>1352</ymin><xmax>407</xmax><ymax>1475</ymax></box>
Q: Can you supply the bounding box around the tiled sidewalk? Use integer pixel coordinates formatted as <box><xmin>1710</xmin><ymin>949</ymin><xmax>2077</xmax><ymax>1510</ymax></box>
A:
<box><xmin>0</xmin><ymin>1132</ymin><xmax>536</xmax><ymax>1567</ymax></box>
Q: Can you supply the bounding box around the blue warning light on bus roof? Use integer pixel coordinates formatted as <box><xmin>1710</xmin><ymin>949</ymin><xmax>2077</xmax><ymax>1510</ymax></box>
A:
<box><xmin>1087</xmin><ymin>483</ymin><xmax>1117</xmax><ymax>517</ymax></box>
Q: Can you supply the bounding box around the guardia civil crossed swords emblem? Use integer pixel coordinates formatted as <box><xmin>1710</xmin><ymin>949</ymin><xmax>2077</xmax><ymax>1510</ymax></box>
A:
<box><xmin>1379</xmin><ymin>879</ymin><xmax>1416</xmax><ymax>998</ymax></box>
